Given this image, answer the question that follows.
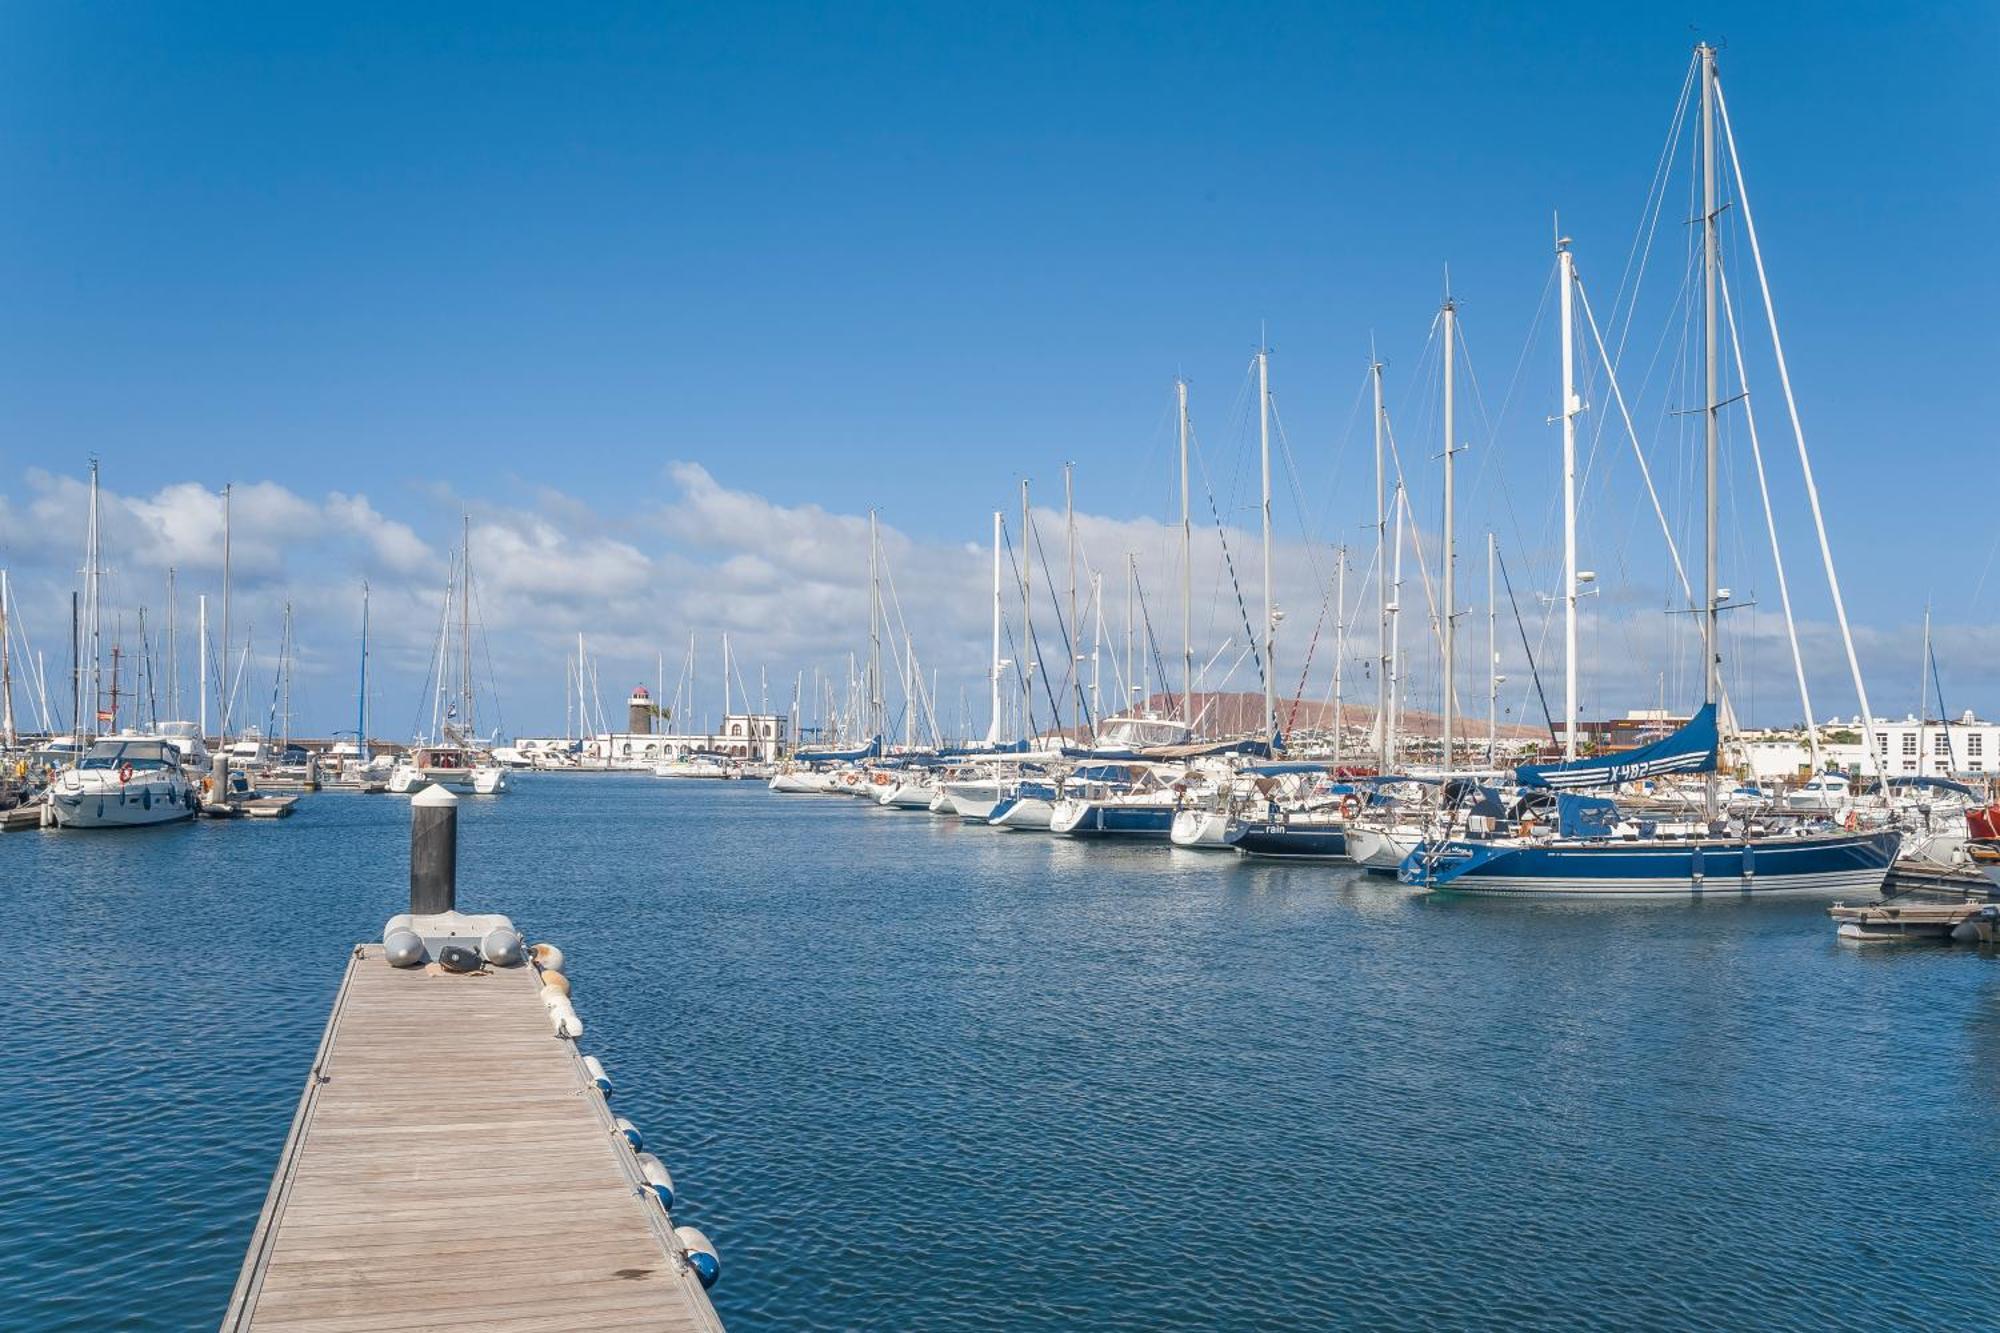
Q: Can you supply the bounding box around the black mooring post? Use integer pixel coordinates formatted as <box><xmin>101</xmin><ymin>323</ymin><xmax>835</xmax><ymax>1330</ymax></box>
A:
<box><xmin>409</xmin><ymin>784</ymin><xmax>459</xmax><ymax>914</ymax></box>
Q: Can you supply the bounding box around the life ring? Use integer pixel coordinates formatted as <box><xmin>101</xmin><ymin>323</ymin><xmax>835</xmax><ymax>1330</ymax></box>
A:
<box><xmin>117</xmin><ymin>762</ymin><xmax>134</xmax><ymax>784</ymax></box>
<box><xmin>1340</xmin><ymin>795</ymin><xmax>1360</xmax><ymax>819</ymax></box>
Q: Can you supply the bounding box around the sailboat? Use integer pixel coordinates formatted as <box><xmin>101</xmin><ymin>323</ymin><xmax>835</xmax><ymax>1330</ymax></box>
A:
<box><xmin>390</xmin><ymin>520</ymin><xmax>508</xmax><ymax>796</ymax></box>
<box><xmin>1402</xmin><ymin>45</ymin><xmax>1898</xmax><ymax>896</ymax></box>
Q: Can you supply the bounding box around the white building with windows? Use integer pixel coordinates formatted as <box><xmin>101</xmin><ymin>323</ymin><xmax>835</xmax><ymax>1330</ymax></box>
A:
<box><xmin>1806</xmin><ymin>711</ymin><xmax>1998</xmax><ymax>779</ymax></box>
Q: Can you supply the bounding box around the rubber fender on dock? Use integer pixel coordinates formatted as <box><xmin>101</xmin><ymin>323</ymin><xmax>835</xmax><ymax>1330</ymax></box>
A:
<box><xmin>675</xmin><ymin>1226</ymin><xmax>719</xmax><ymax>1289</ymax></box>
<box><xmin>546</xmin><ymin>996</ymin><xmax>583</xmax><ymax>1039</ymax></box>
<box><xmin>383</xmin><ymin>929</ymin><xmax>426</xmax><ymax>968</ymax></box>
<box><xmin>529</xmin><ymin>942</ymin><xmax>565</xmax><ymax>972</ymax></box>
<box><xmin>481</xmin><ymin>927</ymin><xmax>525</xmax><ymax>967</ymax></box>
<box><xmin>540</xmin><ymin>969</ymin><xmax>571</xmax><ymax>996</ymax></box>
<box><xmin>582</xmin><ymin>1055</ymin><xmax>612</xmax><ymax>1094</ymax></box>
<box><xmin>613</xmin><ymin>1117</ymin><xmax>644</xmax><ymax>1151</ymax></box>
<box><xmin>635</xmin><ymin>1152</ymin><xmax>676</xmax><ymax>1210</ymax></box>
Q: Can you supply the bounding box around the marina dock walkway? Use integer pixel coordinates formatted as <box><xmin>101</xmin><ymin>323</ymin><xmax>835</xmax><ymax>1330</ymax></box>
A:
<box><xmin>222</xmin><ymin>942</ymin><xmax>723</xmax><ymax>1332</ymax></box>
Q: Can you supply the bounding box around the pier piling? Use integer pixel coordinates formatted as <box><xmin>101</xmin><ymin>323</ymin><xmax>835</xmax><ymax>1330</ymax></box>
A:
<box><xmin>409</xmin><ymin>783</ymin><xmax>458</xmax><ymax>913</ymax></box>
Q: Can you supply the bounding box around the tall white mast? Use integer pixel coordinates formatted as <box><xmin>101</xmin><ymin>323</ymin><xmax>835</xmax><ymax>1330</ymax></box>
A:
<box><xmin>85</xmin><ymin>459</ymin><xmax>102</xmax><ymax>737</ymax></box>
<box><xmin>1389</xmin><ymin>484</ymin><xmax>1406</xmax><ymax>765</ymax></box>
<box><xmin>219</xmin><ymin>483</ymin><xmax>232</xmax><ymax>744</ymax></box>
<box><xmin>198</xmin><ymin>595</ymin><xmax>208</xmax><ymax>739</ymax></box>
<box><xmin>1178</xmin><ymin>376</ymin><xmax>1193</xmax><ymax>725</ymax></box>
<box><xmin>867</xmin><ymin>509</ymin><xmax>882</xmax><ymax>742</ymax></box>
<box><xmin>986</xmin><ymin>509</ymin><xmax>1003</xmax><ymax>745</ymax></box>
<box><xmin>1700</xmin><ymin>41</ymin><xmax>1722</xmax><ymax>820</ymax></box>
<box><xmin>1440</xmin><ymin>295</ymin><xmax>1458</xmax><ymax>772</ymax></box>
<box><xmin>460</xmin><ymin>515</ymin><xmax>474</xmax><ymax>739</ymax></box>
<box><xmin>1559</xmin><ymin>237</ymin><xmax>1581</xmax><ymax>761</ymax></box>
<box><xmin>723</xmin><ymin>631</ymin><xmax>732</xmax><ymax>721</ymax></box>
<box><xmin>1019</xmin><ymin>482</ymin><xmax>1032</xmax><ymax>737</ymax></box>
<box><xmin>0</xmin><ymin>569</ymin><xmax>12</xmax><ymax>747</ymax></box>
<box><xmin>1487</xmin><ymin>532</ymin><xmax>1499</xmax><ymax>765</ymax></box>
<box><xmin>1258</xmin><ymin>345</ymin><xmax>1275</xmax><ymax>744</ymax></box>
<box><xmin>1333</xmin><ymin>545</ymin><xmax>1345</xmax><ymax>766</ymax></box>
<box><xmin>165</xmin><ymin>567</ymin><xmax>178</xmax><ymax>720</ymax></box>
<box><xmin>1090</xmin><ymin>571</ymin><xmax>1103</xmax><ymax>725</ymax></box>
<box><xmin>1064</xmin><ymin>462</ymin><xmax>1077</xmax><ymax>730</ymax></box>
<box><xmin>1374</xmin><ymin>355</ymin><xmax>1392</xmax><ymax>767</ymax></box>
<box><xmin>1124</xmin><ymin>553</ymin><xmax>1135</xmax><ymax>711</ymax></box>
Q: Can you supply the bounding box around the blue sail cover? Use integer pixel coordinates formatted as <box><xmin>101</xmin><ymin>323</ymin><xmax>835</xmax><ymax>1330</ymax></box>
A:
<box><xmin>1515</xmin><ymin>705</ymin><xmax>1719</xmax><ymax>791</ymax></box>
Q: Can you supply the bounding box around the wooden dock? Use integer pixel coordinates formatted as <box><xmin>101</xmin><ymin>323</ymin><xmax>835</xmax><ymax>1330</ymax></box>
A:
<box><xmin>221</xmin><ymin>942</ymin><xmax>725</xmax><ymax>1331</ymax></box>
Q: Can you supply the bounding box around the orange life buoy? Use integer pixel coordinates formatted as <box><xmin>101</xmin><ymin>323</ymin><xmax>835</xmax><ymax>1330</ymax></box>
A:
<box><xmin>1340</xmin><ymin>795</ymin><xmax>1360</xmax><ymax>819</ymax></box>
<box><xmin>117</xmin><ymin>761</ymin><xmax>134</xmax><ymax>784</ymax></box>
<box><xmin>1843</xmin><ymin>809</ymin><xmax>1858</xmax><ymax>832</ymax></box>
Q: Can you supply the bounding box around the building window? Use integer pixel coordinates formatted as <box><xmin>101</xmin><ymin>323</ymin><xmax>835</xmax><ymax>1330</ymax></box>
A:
<box><xmin>1903</xmin><ymin>759</ymin><xmax>1918</xmax><ymax>771</ymax></box>
<box><xmin>1902</xmin><ymin>733</ymin><xmax>1918</xmax><ymax>756</ymax></box>
<box><xmin>1935</xmin><ymin>733</ymin><xmax>1951</xmax><ymax>756</ymax></box>
<box><xmin>1972</xmin><ymin>734</ymin><xmax>1985</xmax><ymax>757</ymax></box>
<box><xmin>1876</xmin><ymin>733</ymin><xmax>1889</xmax><ymax>754</ymax></box>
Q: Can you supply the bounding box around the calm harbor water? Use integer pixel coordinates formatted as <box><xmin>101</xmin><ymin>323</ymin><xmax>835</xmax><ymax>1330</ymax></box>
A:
<box><xmin>4</xmin><ymin>775</ymin><xmax>1999</xmax><ymax>1330</ymax></box>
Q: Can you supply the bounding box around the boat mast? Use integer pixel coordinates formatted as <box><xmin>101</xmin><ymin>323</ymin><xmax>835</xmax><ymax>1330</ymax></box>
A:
<box><xmin>1064</xmin><ymin>461</ymin><xmax>1077</xmax><ymax>730</ymax></box>
<box><xmin>85</xmin><ymin>459</ymin><xmax>102</xmax><ymax>738</ymax></box>
<box><xmin>460</xmin><ymin>515</ymin><xmax>474</xmax><ymax>740</ymax></box>
<box><xmin>357</xmin><ymin>582</ymin><xmax>370</xmax><ymax>764</ymax></box>
<box><xmin>1700</xmin><ymin>40</ymin><xmax>1722</xmax><ymax>820</ymax></box>
<box><xmin>0</xmin><ymin>569</ymin><xmax>12</xmax><ymax>748</ymax></box>
<box><xmin>1374</xmin><ymin>355</ymin><xmax>1392</xmax><ymax>769</ymax></box>
<box><xmin>1178</xmin><ymin>376</ymin><xmax>1193</xmax><ymax>726</ymax></box>
<box><xmin>70</xmin><ymin>592</ymin><xmax>79</xmax><ymax>744</ymax></box>
<box><xmin>1487</xmin><ymin>532</ymin><xmax>1498</xmax><ymax>765</ymax></box>
<box><xmin>1559</xmin><ymin>236</ymin><xmax>1581</xmax><ymax>762</ymax></box>
<box><xmin>165</xmin><ymin>567</ymin><xmax>177</xmax><ymax>720</ymax></box>
<box><xmin>281</xmin><ymin>602</ymin><xmax>293</xmax><ymax>750</ymax></box>
<box><xmin>1333</xmin><ymin>545</ymin><xmax>1345</xmax><ymax>766</ymax></box>
<box><xmin>1124</xmin><ymin>553</ymin><xmax>1135</xmax><ymax>713</ymax></box>
<box><xmin>1389</xmin><ymin>485</ymin><xmax>1405</xmax><ymax>765</ymax></box>
<box><xmin>220</xmin><ymin>483</ymin><xmax>232</xmax><ymax>746</ymax></box>
<box><xmin>1019</xmin><ymin>482</ymin><xmax>1031</xmax><ymax>737</ymax></box>
<box><xmin>868</xmin><ymin>509</ymin><xmax>883</xmax><ymax>742</ymax></box>
<box><xmin>1258</xmin><ymin>344</ymin><xmax>1275</xmax><ymax>745</ymax></box>
<box><xmin>986</xmin><ymin>509</ymin><xmax>1002</xmax><ymax>745</ymax></box>
<box><xmin>1091</xmin><ymin>571</ymin><xmax>1103</xmax><ymax>725</ymax></box>
<box><xmin>1440</xmin><ymin>294</ymin><xmax>1457</xmax><ymax>773</ymax></box>
<box><xmin>198</xmin><ymin>595</ymin><xmax>208</xmax><ymax>740</ymax></box>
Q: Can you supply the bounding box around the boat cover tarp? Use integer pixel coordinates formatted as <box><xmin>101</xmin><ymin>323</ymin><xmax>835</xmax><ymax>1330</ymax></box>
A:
<box><xmin>1556</xmin><ymin>793</ymin><xmax>1620</xmax><ymax>838</ymax></box>
<box><xmin>1515</xmin><ymin>705</ymin><xmax>1718</xmax><ymax>790</ymax></box>
<box><xmin>935</xmin><ymin>740</ymin><xmax>1033</xmax><ymax>758</ymax></box>
<box><xmin>795</xmin><ymin>736</ymin><xmax>883</xmax><ymax>763</ymax></box>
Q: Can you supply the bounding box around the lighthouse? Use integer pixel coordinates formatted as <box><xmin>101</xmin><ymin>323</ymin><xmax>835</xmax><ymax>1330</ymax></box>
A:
<box><xmin>628</xmin><ymin>685</ymin><xmax>654</xmax><ymax>735</ymax></box>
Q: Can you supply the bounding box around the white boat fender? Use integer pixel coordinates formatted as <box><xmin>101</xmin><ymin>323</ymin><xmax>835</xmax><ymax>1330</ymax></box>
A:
<box><xmin>481</xmin><ymin>927</ymin><xmax>524</xmax><ymax>967</ymax></box>
<box><xmin>541</xmin><ymin>969</ymin><xmax>572</xmax><ymax>997</ymax></box>
<box><xmin>675</xmin><ymin>1226</ymin><xmax>719</xmax><ymax>1289</ymax></box>
<box><xmin>383</xmin><ymin>928</ymin><xmax>426</xmax><ymax>968</ymax></box>
<box><xmin>547</xmin><ymin>996</ymin><xmax>583</xmax><ymax>1039</ymax></box>
<box><xmin>635</xmin><ymin>1152</ymin><xmax>675</xmax><ymax>1209</ymax></box>
<box><xmin>529</xmin><ymin>942</ymin><xmax>565</xmax><ymax>972</ymax></box>
<box><xmin>582</xmin><ymin>1055</ymin><xmax>612</xmax><ymax>1095</ymax></box>
<box><xmin>437</xmin><ymin>942</ymin><xmax>481</xmax><ymax>973</ymax></box>
<box><xmin>614</xmin><ymin>1117</ymin><xmax>644</xmax><ymax>1151</ymax></box>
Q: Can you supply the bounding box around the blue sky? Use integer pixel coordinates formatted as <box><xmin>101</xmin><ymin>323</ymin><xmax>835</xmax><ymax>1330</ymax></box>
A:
<box><xmin>0</xmin><ymin>3</ymin><xmax>1993</xmax><ymax>736</ymax></box>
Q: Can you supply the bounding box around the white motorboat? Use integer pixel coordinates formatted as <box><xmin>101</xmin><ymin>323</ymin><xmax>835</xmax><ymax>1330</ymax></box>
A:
<box><xmin>1345</xmin><ymin>823</ymin><xmax>1425</xmax><ymax>873</ymax></box>
<box><xmin>653</xmin><ymin>755</ymin><xmax>736</xmax><ymax>779</ymax></box>
<box><xmin>1169</xmin><ymin>807</ymin><xmax>1234</xmax><ymax>848</ymax></box>
<box><xmin>48</xmin><ymin>736</ymin><xmax>199</xmax><ymax>829</ymax></box>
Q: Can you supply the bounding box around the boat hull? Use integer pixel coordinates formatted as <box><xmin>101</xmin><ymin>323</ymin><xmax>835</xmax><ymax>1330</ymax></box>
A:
<box><xmin>1050</xmin><ymin>800</ymin><xmax>1175</xmax><ymax>838</ymax></box>
<box><xmin>1169</xmin><ymin>808</ymin><xmax>1233</xmax><ymax>848</ymax></box>
<box><xmin>1233</xmin><ymin>822</ymin><xmax>1349</xmax><ymax>860</ymax></box>
<box><xmin>988</xmin><ymin>795</ymin><xmax>1054</xmax><ymax>830</ymax></box>
<box><xmin>49</xmin><ymin>778</ymin><xmax>197</xmax><ymax>829</ymax></box>
<box><xmin>1403</xmin><ymin>829</ymin><xmax>1902</xmax><ymax>897</ymax></box>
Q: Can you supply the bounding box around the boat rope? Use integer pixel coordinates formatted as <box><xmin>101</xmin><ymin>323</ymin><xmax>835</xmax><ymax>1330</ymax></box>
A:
<box><xmin>1495</xmin><ymin>544</ymin><xmax>1558</xmax><ymax>746</ymax></box>
<box><xmin>1028</xmin><ymin>508</ymin><xmax>1095</xmax><ymax>739</ymax></box>
<box><xmin>1196</xmin><ymin>464</ymin><xmax>1266</xmax><ymax>704</ymax></box>
<box><xmin>1002</xmin><ymin>521</ymin><xmax>1068</xmax><ymax>739</ymax></box>
<box><xmin>1129</xmin><ymin>567</ymin><xmax>1174</xmax><ymax>721</ymax></box>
